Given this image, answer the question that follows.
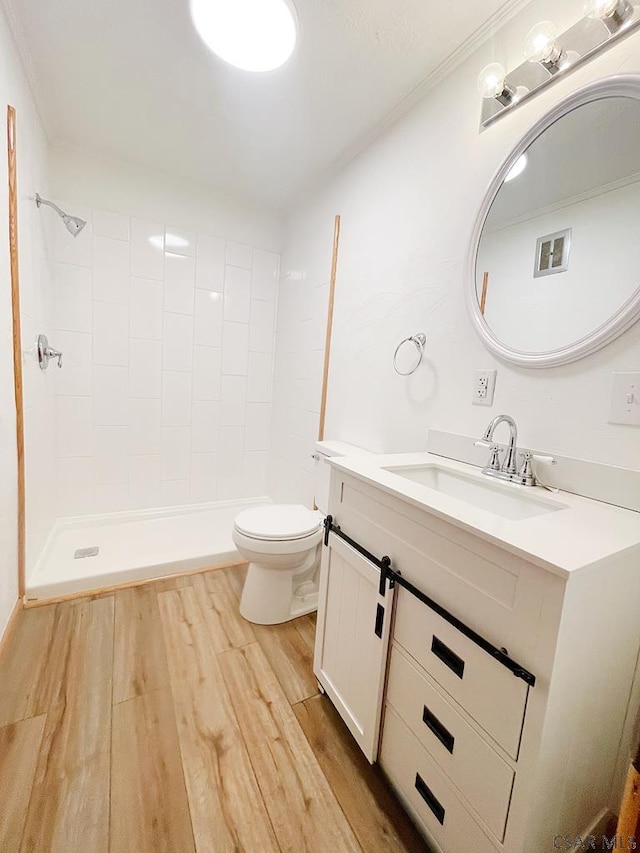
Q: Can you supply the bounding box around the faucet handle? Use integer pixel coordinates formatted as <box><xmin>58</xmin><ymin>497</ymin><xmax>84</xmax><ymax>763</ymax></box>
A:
<box><xmin>486</xmin><ymin>444</ymin><xmax>502</xmax><ymax>471</ymax></box>
<box><xmin>518</xmin><ymin>451</ymin><xmax>535</xmax><ymax>480</ymax></box>
<box><xmin>475</xmin><ymin>439</ymin><xmax>502</xmax><ymax>471</ymax></box>
<box><xmin>518</xmin><ymin>450</ymin><xmax>559</xmax><ymax>490</ymax></box>
<box><xmin>474</xmin><ymin>439</ymin><xmax>492</xmax><ymax>449</ymax></box>
<box><xmin>518</xmin><ymin>450</ymin><xmax>558</xmax><ymax>467</ymax></box>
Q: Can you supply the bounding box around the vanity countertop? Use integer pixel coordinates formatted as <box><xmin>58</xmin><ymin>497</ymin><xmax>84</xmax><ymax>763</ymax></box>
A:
<box><xmin>327</xmin><ymin>452</ymin><xmax>640</xmax><ymax>577</ymax></box>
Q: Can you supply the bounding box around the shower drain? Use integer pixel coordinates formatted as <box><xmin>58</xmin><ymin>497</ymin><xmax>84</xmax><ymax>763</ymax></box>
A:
<box><xmin>74</xmin><ymin>546</ymin><xmax>99</xmax><ymax>559</ymax></box>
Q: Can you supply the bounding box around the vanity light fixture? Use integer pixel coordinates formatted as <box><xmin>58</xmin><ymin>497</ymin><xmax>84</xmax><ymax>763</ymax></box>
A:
<box><xmin>523</xmin><ymin>21</ymin><xmax>567</xmax><ymax>74</ymax></box>
<box><xmin>477</xmin><ymin>63</ymin><xmax>515</xmax><ymax>106</ymax></box>
<box><xmin>190</xmin><ymin>0</ymin><xmax>297</xmax><ymax>72</ymax></box>
<box><xmin>478</xmin><ymin>2</ymin><xmax>640</xmax><ymax>128</ymax></box>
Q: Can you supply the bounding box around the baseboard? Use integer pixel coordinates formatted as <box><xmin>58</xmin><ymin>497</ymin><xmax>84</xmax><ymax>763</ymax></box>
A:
<box><xmin>23</xmin><ymin>559</ymin><xmax>248</xmax><ymax>608</ymax></box>
<box><xmin>0</xmin><ymin>598</ymin><xmax>22</xmax><ymax>663</ymax></box>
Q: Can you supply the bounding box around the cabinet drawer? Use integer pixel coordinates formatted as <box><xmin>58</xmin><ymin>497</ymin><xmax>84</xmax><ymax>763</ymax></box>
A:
<box><xmin>381</xmin><ymin>705</ymin><xmax>498</xmax><ymax>853</ymax></box>
<box><xmin>394</xmin><ymin>588</ymin><xmax>529</xmax><ymax>759</ymax></box>
<box><xmin>386</xmin><ymin>644</ymin><xmax>514</xmax><ymax>841</ymax></box>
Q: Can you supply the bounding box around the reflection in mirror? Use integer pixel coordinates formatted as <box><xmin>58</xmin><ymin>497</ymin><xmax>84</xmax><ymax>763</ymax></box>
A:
<box><xmin>475</xmin><ymin>96</ymin><xmax>640</xmax><ymax>354</ymax></box>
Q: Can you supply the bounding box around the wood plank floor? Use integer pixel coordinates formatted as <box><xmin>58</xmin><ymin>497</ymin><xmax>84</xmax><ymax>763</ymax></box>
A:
<box><xmin>0</xmin><ymin>566</ymin><xmax>429</xmax><ymax>852</ymax></box>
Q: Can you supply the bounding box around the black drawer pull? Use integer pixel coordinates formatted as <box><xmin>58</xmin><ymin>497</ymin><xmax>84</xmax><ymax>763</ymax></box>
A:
<box><xmin>422</xmin><ymin>705</ymin><xmax>455</xmax><ymax>754</ymax></box>
<box><xmin>431</xmin><ymin>636</ymin><xmax>465</xmax><ymax>679</ymax></box>
<box><xmin>415</xmin><ymin>773</ymin><xmax>445</xmax><ymax>825</ymax></box>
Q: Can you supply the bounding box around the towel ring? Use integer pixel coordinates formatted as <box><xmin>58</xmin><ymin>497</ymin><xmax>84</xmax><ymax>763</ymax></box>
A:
<box><xmin>393</xmin><ymin>333</ymin><xmax>426</xmax><ymax>376</ymax></box>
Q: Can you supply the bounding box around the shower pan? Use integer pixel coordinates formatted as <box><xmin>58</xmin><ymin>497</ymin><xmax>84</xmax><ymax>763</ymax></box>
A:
<box><xmin>28</xmin><ymin>497</ymin><xmax>270</xmax><ymax>599</ymax></box>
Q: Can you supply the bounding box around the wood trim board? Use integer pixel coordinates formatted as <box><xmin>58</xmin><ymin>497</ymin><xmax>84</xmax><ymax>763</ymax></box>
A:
<box><xmin>317</xmin><ymin>214</ymin><xmax>341</xmax><ymax>442</ymax></box>
<box><xmin>7</xmin><ymin>106</ymin><xmax>25</xmax><ymax>600</ymax></box>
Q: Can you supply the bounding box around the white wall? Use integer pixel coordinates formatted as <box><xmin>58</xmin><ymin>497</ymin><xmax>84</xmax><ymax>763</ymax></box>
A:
<box><xmin>44</xmin><ymin>159</ymin><xmax>281</xmax><ymax>518</ymax></box>
<box><xmin>270</xmin><ymin>3</ymin><xmax>640</xmax><ymax>508</ymax></box>
<box><xmin>0</xmin><ymin>5</ymin><xmax>54</xmax><ymax>634</ymax></box>
<box><xmin>49</xmin><ymin>148</ymin><xmax>281</xmax><ymax>253</ymax></box>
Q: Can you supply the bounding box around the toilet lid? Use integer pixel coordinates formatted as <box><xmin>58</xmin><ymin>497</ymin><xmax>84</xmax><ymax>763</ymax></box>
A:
<box><xmin>235</xmin><ymin>504</ymin><xmax>322</xmax><ymax>541</ymax></box>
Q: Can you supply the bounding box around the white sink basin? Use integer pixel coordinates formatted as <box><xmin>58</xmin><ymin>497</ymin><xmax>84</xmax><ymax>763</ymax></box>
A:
<box><xmin>381</xmin><ymin>464</ymin><xmax>567</xmax><ymax>521</ymax></box>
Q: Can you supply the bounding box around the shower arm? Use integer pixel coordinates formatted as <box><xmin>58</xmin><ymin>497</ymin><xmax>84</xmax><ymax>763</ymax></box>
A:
<box><xmin>35</xmin><ymin>194</ymin><xmax>67</xmax><ymax>218</ymax></box>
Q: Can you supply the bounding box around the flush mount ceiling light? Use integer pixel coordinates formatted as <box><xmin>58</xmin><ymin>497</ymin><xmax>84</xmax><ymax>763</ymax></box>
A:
<box><xmin>190</xmin><ymin>0</ymin><xmax>297</xmax><ymax>72</ymax></box>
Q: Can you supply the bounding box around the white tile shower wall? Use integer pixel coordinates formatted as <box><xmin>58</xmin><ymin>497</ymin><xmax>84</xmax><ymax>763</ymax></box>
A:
<box><xmin>20</xmin><ymin>207</ymin><xmax>57</xmax><ymax>588</ymax></box>
<box><xmin>269</xmin><ymin>3</ymin><xmax>640</xmax><ymax>508</ymax></box>
<box><xmin>50</xmin><ymin>216</ymin><xmax>279</xmax><ymax>516</ymax></box>
<box><xmin>268</xmin><ymin>237</ymin><xmax>332</xmax><ymax>506</ymax></box>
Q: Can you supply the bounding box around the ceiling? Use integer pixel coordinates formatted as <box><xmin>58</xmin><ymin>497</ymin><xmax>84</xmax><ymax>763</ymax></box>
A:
<box><xmin>3</xmin><ymin>0</ymin><xmax>521</xmax><ymax>210</ymax></box>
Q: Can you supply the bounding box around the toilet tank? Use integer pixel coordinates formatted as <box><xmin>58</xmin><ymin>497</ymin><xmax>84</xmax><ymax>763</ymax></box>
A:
<box><xmin>314</xmin><ymin>441</ymin><xmax>370</xmax><ymax>515</ymax></box>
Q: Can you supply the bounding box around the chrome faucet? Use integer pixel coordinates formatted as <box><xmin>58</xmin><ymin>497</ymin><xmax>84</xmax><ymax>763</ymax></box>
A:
<box><xmin>475</xmin><ymin>414</ymin><xmax>536</xmax><ymax>486</ymax></box>
<box><xmin>481</xmin><ymin>414</ymin><xmax>518</xmax><ymax>474</ymax></box>
<box><xmin>475</xmin><ymin>414</ymin><xmax>559</xmax><ymax>488</ymax></box>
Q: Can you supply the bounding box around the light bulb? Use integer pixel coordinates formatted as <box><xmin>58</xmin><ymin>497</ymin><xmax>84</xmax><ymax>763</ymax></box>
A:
<box><xmin>584</xmin><ymin>0</ymin><xmax>633</xmax><ymax>26</ymax></box>
<box><xmin>524</xmin><ymin>21</ymin><xmax>560</xmax><ymax>63</ymax></box>
<box><xmin>586</xmin><ymin>0</ymin><xmax>619</xmax><ymax>15</ymax></box>
<box><xmin>190</xmin><ymin>0</ymin><xmax>297</xmax><ymax>72</ymax></box>
<box><xmin>524</xmin><ymin>21</ymin><xmax>566</xmax><ymax>71</ymax></box>
<box><xmin>477</xmin><ymin>63</ymin><xmax>515</xmax><ymax>106</ymax></box>
<box><xmin>477</xmin><ymin>63</ymin><xmax>506</xmax><ymax>98</ymax></box>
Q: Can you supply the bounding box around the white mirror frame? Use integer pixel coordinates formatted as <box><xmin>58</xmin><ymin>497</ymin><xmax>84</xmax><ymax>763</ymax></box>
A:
<box><xmin>466</xmin><ymin>74</ymin><xmax>640</xmax><ymax>369</ymax></box>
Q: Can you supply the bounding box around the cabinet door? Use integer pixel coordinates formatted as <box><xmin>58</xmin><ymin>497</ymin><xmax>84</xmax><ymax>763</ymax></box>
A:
<box><xmin>313</xmin><ymin>533</ymin><xmax>395</xmax><ymax>763</ymax></box>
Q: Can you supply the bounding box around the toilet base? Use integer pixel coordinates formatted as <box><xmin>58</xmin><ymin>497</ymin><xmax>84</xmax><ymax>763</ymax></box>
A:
<box><xmin>290</xmin><ymin>588</ymin><xmax>319</xmax><ymax>621</ymax></box>
<box><xmin>239</xmin><ymin>560</ymin><xmax>319</xmax><ymax>625</ymax></box>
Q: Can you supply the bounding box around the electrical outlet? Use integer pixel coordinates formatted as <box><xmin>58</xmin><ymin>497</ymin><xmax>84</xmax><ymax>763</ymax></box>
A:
<box><xmin>473</xmin><ymin>370</ymin><xmax>497</xmax><ymax>406</ymax></box>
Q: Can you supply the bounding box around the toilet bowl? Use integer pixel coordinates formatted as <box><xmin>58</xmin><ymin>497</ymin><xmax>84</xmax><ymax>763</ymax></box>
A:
<box><xmin>233</xmin><ymin>441</ymin><xmax>368</xmax><ymax>625</ymax></box>
<box><xmin>233</xmin><ymin>504</ymin><xmax>323</xmax><ymax>625</ymax></box>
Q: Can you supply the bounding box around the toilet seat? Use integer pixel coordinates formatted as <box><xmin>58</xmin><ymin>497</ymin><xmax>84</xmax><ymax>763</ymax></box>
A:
<box><xmin>234</xmin><ymin>504</ymin><xmax>322</xmax><ymax>542</ymax></box>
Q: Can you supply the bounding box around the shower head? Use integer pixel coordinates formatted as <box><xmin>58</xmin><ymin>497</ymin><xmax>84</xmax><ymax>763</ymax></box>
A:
<box><xmin>35</xmin><ymin>193</ymin><xmax>86</xmax><ymax>238</ymax></box>
<box><xmin>61</xmin><ymin>213</ymin><xmax>86</xmax><ymax>237</ymax></box>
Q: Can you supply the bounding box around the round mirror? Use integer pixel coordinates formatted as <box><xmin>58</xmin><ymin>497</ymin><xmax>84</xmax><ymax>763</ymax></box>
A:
<box><xmin>467</xmin><ymin>75</ymin><xmax>640</xmax><ymax>367</ymax></box>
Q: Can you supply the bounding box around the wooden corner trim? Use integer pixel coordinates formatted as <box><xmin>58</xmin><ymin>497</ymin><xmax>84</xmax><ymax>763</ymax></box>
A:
<box><xmin>318</xmin><ymin>214</ymin><xmax>341</xmax><ymax>442</ymax></box>
<box><xmin>7</xmin><ymin>105</ymin><xmax>26</xmax><ymax>600</ymax></box>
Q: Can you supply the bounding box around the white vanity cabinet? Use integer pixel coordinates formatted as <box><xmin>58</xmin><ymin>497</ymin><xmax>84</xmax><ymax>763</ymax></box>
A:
<box><xmin>313</xmin><ymin>464</ymin><xmax>640</xmax><ymax>853</ymax></box>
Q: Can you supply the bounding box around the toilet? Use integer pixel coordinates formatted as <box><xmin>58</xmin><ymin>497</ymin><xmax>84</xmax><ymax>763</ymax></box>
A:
<box><xmin>233</xmin><ymin>441</ymin><xmax>365</xmax><ymax>625</ymax></box>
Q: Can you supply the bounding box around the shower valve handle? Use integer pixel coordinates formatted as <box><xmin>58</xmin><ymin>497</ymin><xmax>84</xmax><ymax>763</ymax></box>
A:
<box><xmin>47</xmin><ymin>348</ymin><xmax>63</xmax><ymax>368</ymax></box>
<box><xmin>37</xmin><ymin>334</ymin><xmax>63</xmax><ymax>370</ymax></box>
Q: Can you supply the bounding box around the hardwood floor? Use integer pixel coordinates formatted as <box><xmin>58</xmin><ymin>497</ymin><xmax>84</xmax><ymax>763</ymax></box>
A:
<box><xmin>0</xmin><ymin>566</ymin><xmax>429</xmax><ymax>852</ymax></box>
